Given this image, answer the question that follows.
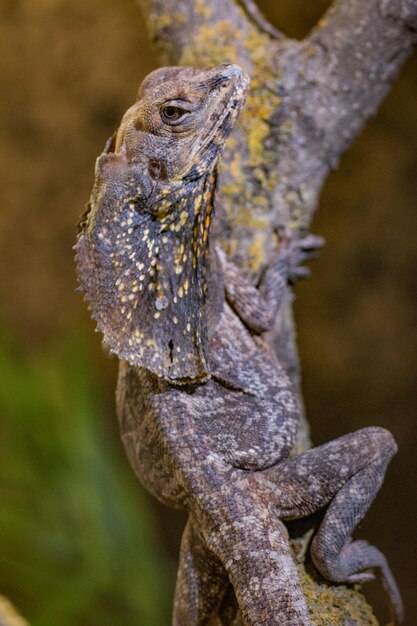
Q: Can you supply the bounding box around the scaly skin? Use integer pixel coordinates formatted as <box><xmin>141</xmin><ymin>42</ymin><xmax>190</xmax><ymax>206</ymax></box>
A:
<box><xmin>75</xmin><ymin>64</ymin><xmax>403</xmax><ymax>625</ymax></box>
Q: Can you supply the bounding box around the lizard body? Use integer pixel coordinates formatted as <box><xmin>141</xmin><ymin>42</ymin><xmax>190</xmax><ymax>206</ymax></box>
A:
<box><xmin>75</xmin><ymin>64</ymin><xmax>403</xmax><ymax>625</ymax></box>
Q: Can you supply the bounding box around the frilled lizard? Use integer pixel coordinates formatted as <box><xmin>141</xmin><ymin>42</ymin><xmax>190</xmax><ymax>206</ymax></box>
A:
<box><xmin>75</xmin><ymin>64</ymin><xmax>403</xmax><ymax>625</ymax></box>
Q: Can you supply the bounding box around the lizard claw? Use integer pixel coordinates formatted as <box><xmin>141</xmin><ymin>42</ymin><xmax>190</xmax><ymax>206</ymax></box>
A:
<box><xmin>292</xmin><ymin>266</ymin><xmax>311</xmax><ymax>280</ymax></box>
<box><xmin>276</xmin><ymin>228</ymin><xmax>325</xmax><ymax>283</ymax></box>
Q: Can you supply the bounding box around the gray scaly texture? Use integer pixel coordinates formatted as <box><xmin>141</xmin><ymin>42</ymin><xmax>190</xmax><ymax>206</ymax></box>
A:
<box><xmin>75</xmin><ymin>64</ymin><xmax>403</xmax><ymax>626</ymax></box>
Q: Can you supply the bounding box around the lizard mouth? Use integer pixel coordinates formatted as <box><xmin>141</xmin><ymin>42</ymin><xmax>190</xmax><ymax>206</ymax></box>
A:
<box><xmin>194</xmin><ymin>64</ymin><xmax>250</xmax><ymax>159</ymax></box>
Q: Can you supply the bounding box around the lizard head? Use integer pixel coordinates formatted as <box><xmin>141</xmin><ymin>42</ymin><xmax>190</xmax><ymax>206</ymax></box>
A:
<box><xmin>114</xmin><ymin>63</ymin><xmax>249</xmax><ymax>183</ymax></box>
<box><xmin>76</xmin><ymin>64</ymin><xmax>249</xmax><ymax>382</ymax></box>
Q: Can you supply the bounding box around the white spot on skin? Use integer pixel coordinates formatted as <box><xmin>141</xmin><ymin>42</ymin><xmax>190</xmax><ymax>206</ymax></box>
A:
<box><xmin>155</xmin><ymin>296</ymin><xmax>168</xmax><ymax>310</ymax></box>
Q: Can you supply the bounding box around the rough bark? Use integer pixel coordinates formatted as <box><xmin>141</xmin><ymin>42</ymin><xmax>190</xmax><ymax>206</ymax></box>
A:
<box><xmin>135</xmin><ymin>0</ymin><xmax>416</xmax><ymax>623</ymax></box>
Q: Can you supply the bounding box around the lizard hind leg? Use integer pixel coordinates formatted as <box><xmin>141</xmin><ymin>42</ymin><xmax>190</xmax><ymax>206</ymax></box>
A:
<box><xmin>310</xmin><ymin>431</ymin><xmax>404</xmax><ymax>624</ymax></box>
<box><xmin>173</xmin><ymin>516</ymin><xmax>229</xmax><ymax>626</ymax></box>
<box><xmin>256</xmin><ymin>426</ymin><xmax>403</xmax><ymax>624</ymax></box>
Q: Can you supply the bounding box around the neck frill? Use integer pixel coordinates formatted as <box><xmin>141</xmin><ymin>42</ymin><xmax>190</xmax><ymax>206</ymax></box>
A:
<box><xmin>76</xmin><ymin>166</ymin><xmax>219</xmax><ymax>382</ymax></box>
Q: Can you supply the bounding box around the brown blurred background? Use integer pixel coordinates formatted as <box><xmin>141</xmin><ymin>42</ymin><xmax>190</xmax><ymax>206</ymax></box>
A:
<box><xmin>0</xmin><ymin>1</ymin><xmax>415</xmax><ymax>625</ymax></box>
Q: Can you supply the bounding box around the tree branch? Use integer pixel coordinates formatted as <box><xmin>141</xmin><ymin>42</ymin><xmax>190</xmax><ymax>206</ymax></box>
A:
<box><xmin>136</xmin><ymin>0</ymin><xmax>257</xmax><ymax>64</ymax></box>
<box><xmin>239</xmin><ymin>0</ymin><xmax>284</xmax><ymax>39</ymax></box>
<box><xmin>134</xmin><ymin>0</ymin><xmax>415</xmax><ymax>623</ymax></box>
<box><xmin>304</xmin><ymin>0</ymin><xmax>417</xmax><ymax>164</ymax></box>
<box><xmin>135</xmin><ymin>0</ymin><xmax>417</xmax><ymax>537</ymax></box>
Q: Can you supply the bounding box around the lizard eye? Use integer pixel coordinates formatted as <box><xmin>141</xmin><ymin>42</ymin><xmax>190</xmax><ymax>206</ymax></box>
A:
<box><xmin>161</xmin><ymin>105</ymin><xmax>189</xmax><ymax>124</ymax></box>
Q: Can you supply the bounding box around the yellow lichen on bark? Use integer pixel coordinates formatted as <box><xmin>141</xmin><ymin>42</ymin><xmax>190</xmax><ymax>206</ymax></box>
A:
<box><xmin>177</xmin><ymin>16</ymin><xmax>293</xmax><ymax>274</ymax></box>
<box><xmin>290</xmin><ymin>538</ymin><xmax>380</xmax><ymax>626</ymax></box>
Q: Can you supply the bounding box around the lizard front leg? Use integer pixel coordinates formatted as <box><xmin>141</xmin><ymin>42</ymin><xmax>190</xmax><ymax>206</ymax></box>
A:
<box><xmin>254</xmin><ymin>427</ymin><xmax>403</xmax><ymax>624</ymax></box>
<box><xmin>173</xmin><ymin>515</ymin><xmax>229</xmax><ymax>626</ymax></box>
<box><xmin>219</xmin><ymin>232</ymin><xmax>324</xmax><ymax>334</ymax></box>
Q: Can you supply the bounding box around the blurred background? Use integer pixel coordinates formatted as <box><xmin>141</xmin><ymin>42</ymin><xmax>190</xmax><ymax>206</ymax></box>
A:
<box><xmin>0</xmin><ymin>1</ymin><xmax>415</xmax><ymax>624</ymax></box>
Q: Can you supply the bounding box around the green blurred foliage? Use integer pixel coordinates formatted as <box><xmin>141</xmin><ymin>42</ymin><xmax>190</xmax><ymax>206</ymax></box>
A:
<box><xmin>0</xmin><ymin>330</ymin><xmax>173</xmax><ymax>626</ymax></box>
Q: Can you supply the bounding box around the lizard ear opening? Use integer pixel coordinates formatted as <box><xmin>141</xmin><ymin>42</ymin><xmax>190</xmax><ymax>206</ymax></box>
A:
<box><xmin>148</xmin><ymin>159</ymin><xmax>168</xmax><ymax>181</ymax></box>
